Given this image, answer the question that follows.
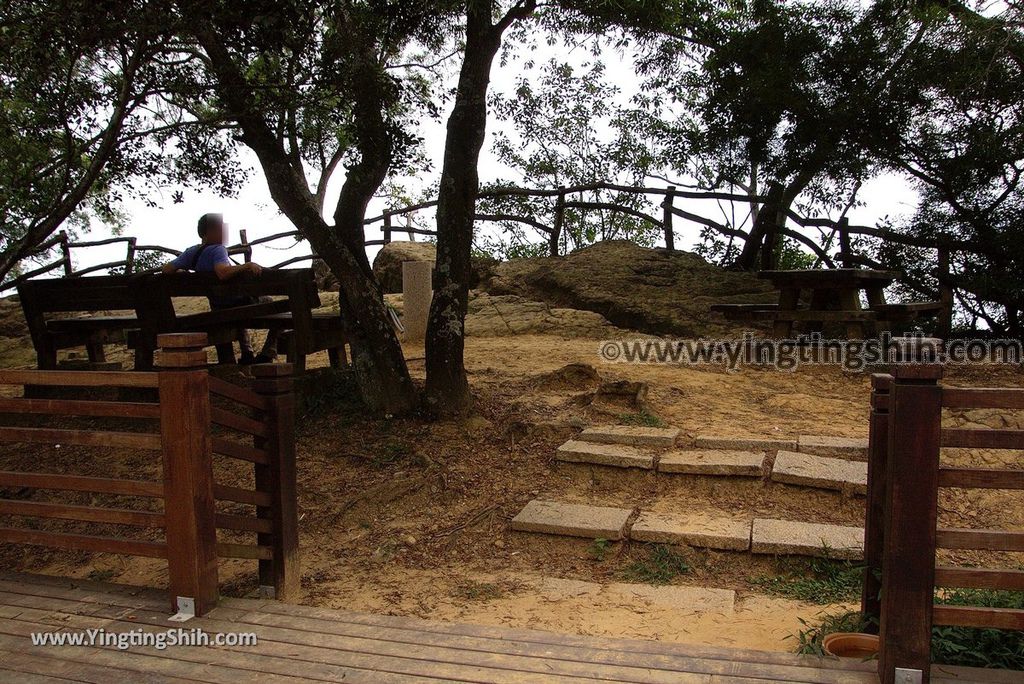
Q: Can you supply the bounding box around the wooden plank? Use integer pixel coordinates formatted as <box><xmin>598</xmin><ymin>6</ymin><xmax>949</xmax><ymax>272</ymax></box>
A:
<box><xmin>213</xmin><ymin>484</ymin><xmax>272</xmax><ymax>507</ymax></box>
<box><xmin>862</xmin><ymin>373</ymin><xmax>891</xmax><ymax>628</ymax></box>
<box><xmin>0</xmin><ymin>397</ymin><xmax>160</xmax><ymax>419</ymax></box>
<box><xmin>942</xmin><ymin>387</ymin><xmax>1024</xmax><ymax>409</ymax></box>
<box><xmin>215</xmin><ymin>513</ymin><xmax>272</xmax><ymax>534</ymax></box>
<box><xmin>208</xmin><ymin>376</ymin><xmax>269</xmax><ymax>411</ymax></box>
<box><xmin>0</xmin><ymin>647</ymin><xmax>191</xmax><ymax>684</ymax></box>
<box><xmin>212</xmin><ymin>437</ymin><xmax>268</xmax><ymax>465</ymax></box>
<box><xmin>0</xmin><ymin>500</ymin><xmax>164</xmax><ymax>528</ymax></box>
<box><xmin>216</xmin><ymin>542</ymin><xmax>273</xmax><ymax>560</ymax></box>
<box><xmin>932</xmin><ymin>605</ymin><xmax>1024</xmax><ymax>630</ymax></box>
<box><xmin>0</xmin><ymin>427</ymin><xmax>160</xmax><ymax>450</ymax></box>
<box><xmin>0</xmin><ymin>575</ymin><xmax>876</xmax><ymax>681</ymax></box>
<box><xmin>936</xmin><ymin>528</ymin><xmax>1024</xmax><ymax>551</ymax></box>
<box><xmin>0</xmin><ymin>527</ymin><xmax>166</xmax><ymax>558</ymax></box>
<box><xmin>935</xmin><ymin>566</ymin><xmax>1024</xmax><ymax>591</ymax></box>
<box><xmin>938</xmin><ymin>467</ymin><xmax>1024</xmax><ymax>490</ymax></box>
<box><xmin>2</xmin><ymin>597</ymin><xmax>848</xmax><ymax>684</ymax></box>
<box><xmin>211</xmin><ymin>407</ymin><xmax>267</xmax><ymax>438</ymax></box>
<box><xmin>0</xmin><ymin>370</ymin><xmax>158</xmax><ymax>388</ymax></box>
<box><xmin>0</xmin><ymin>471</ymin><xmax>163</xmax><ymax>498</ymax></box>
<box><xmin>941</xmin><ymin>428</ymin><xmax>1024</xmax><ymax>449</ymax></box>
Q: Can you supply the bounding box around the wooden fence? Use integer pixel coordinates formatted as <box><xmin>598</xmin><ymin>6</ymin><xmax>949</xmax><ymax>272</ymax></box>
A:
<box><xmin>864</xmin><ymin>365</ymin><xmax>1024</xmax><ymax>683</ymax></box>
<box><xmin>0</xmin><ymin>183</ymin><xmax>957</xmax><ymax>316</ymax></box>
<box><xmin>0</xmin><ymin>333</ymin><xmax>298</xmax><ymax>616</ymax></box>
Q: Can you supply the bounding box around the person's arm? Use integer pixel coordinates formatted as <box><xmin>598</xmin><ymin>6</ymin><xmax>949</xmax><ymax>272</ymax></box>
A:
<box><xmin>209</xmin><ymin>246</ymin><xmax>262</xmax><ymax>280</ymax></box>
<box><xmin>162</xmin><ymin>249</ymin><xmax>191</xmax><ymax>274</ymax></box>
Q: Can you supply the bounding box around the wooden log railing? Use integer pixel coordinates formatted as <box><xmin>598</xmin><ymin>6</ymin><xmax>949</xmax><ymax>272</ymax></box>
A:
<box><xmin>864</xmin><ymin>365</ymin><xmax>1024</xmax><ymax>683</ymax></box>
<box><xmin>0</xmin><ymin>332</ymin><xmax>299</xmax><ymax>616</ymax></box>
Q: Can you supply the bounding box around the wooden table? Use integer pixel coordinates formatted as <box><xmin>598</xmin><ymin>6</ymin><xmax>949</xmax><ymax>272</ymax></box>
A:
<box><xmin>758</xmin><ymin>268</ymin><xmax>901</xmax><ymax>338</ymax></box>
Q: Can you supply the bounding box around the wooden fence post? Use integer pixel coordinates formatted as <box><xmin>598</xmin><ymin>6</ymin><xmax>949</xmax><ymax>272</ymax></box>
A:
<box><xmin>239</xmin><ymin>229</ymin><xmax>252</xmax><ymax>263</ymax></box>
<box><xmin>663</xmin><ymin>186</ymin><xmax>676</xmax><ymax>252</ymax></box>
<box><xmin>252</xmin><ymin>363</ymin><xmax>300</xmax><ymax>600</ymax></box>
<box><xmin>383</xmin><ymin>213</ymin><xmax>393</xmax><ymax>245</ymax></box>
<box><xmin>125</xmin><ymin>237</ymin><xmax>137</xmax><ymax>276</ymax></box>
<box><xmin>936</xmin><ymin>244</ymin><xmax>954</xmax><ymax>339</ymax></box>
<box><xmin>878</xmin><ymin>363</ymin><xmax>943</xmax><ymax>684</ymax></box>
<box><xmin>157</xmin><ymin>332</ymin><xmax>218</xmax><ymax>616</ymax></box>
<box><xmin>862</xmin><ymin>373</ymin><xmax>892</xmax><ymax>631</ymax></box>
<box><xmin>549</xmin><ymin>187</ymin><xmax>566</xmax><ymax>257</ymax></box>
<box><xmin>59</xmin><ymin>231</ymin><xmax>72</xmax><ymax>276</ymax></box>
<box><xmin>839</xmin><ymin>217</ymin><xmax>853</xmax><ymax>268</ymax></box>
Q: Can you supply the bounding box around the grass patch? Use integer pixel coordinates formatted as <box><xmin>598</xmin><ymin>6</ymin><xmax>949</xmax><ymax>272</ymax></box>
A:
<box><xmin>618</xmin><ymin>411</ymin><xmax>665</xmax><ymax>428</ymax></box>
<box><xmin>588</xmin><ymin>538</ymin><xmax>612</xmax><ymax>561</ymax></box>
<box><xmin>792</xmin><ymin>589</ymin><xmax>1024</xmax><ymax>669</ymax></box>
<box><xmin>620</xmin><ymin>544</ymin><xmax>690</xmax><ymax>584</ymax></box>
<box><xmin>752</xmin><ymin>555</ymin><xmax>863</xmax><ymax>604</ymax></box>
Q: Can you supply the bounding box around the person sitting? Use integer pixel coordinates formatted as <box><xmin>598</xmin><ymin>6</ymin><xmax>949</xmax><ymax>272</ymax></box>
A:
<box><xmin>162</xmin><ymin>213</ymin><xmax>278</xmax><ymax>365</ymax></box>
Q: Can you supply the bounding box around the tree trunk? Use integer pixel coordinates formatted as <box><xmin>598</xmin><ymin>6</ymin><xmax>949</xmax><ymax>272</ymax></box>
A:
<box><xmin>196</xmin><ymin>28</ymin><xmax>417</xmax><ymax>415</ymax></box>
<box><xmin>424</xmin><ymin>1</ymin><xmax>504</xmax><ymax>415</ymax></box>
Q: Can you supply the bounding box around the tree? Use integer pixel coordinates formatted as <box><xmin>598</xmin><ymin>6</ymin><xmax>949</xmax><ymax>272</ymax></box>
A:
<box><xmin>184</xmin><ymin>0</ymin><xmax>449</xmax><ymax>413</ymax></box>
<box><xmin>0</xmin><ymin>0</ymin><xmax>243</xmax><ymax>283</ymax></box>
<box><xmin>424</xmin><ymin>0</ymin><xmax>537</xmax><ymax>415</ymax></box>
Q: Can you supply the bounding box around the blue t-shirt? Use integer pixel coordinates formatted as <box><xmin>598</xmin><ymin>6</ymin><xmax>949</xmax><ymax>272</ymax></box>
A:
<box><xmin>169</xmin><ymin>244</ymin><xmax>232</xmax><ymax>272</ymax></box>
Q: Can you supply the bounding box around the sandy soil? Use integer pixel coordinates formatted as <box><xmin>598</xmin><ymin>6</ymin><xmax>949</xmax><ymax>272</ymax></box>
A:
<box><xmin>2</xmin><ymin>303</ymin><xmax>1023</xmax><ymax>652</ymax></box>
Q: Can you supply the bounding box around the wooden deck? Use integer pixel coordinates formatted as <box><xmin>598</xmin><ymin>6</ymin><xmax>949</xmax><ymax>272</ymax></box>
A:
<box><xmin>0</xmin><ymin>572</ymin><xmax>1016</xmax><ymax>684</ymax></box>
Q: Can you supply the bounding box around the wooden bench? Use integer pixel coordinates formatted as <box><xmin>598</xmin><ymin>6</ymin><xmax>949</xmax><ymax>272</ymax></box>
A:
<box><xmin>17</xmin><ymin>275</ymin><xmax>139</xmax><ymax>369</ymax></box>
<box><xmin>18</xmin><ymin>269</ymin><xmax>347</xmax><ymax>373</ymax></box>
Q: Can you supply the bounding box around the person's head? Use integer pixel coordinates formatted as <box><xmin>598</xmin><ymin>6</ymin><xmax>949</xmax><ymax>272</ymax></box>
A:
<box><xmin>197</xmin><ymin>213</ymin><xmax>226</xmax><ymax>244</ymax></box>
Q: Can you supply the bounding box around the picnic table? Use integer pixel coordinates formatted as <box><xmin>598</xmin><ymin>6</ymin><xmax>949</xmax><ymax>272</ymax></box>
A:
<box><xmin>17</xmin><ymin>268</ymin><xmax>348</xmax><ymax>373</ymax></box>
<box><xmin>712</xmin><ymin>268</ymin><xmax>944</xmax><ymax>338</ymax></box>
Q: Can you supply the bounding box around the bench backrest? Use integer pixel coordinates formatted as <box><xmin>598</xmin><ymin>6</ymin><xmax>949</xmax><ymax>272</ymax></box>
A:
<box><xmin>17</xmin><ymin>275</ymin><xmax>136</xmax><ymax>314</ymax></box>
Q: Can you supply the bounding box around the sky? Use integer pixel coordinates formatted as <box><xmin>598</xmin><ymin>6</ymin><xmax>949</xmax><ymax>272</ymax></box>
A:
<box><xmin>58</xmin><ymin>33</ymin><xmax>921</xmax><ymax>278</ymax></box>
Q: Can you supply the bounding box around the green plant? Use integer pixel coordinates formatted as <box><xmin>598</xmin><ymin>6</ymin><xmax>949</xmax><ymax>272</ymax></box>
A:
<box><xmin>792</xmin><ymin>610</ymin><xmax>872</xmax><ymax>656</ymax></box>
<box><xmin>793</xmin><ymin>590</ymin><xmax>1024</xmax><ymax>669</ymax></box>
<box><xmin>588</xmin><ymin>538</ymin><xmax>612</xmax><ymax>561</ymax></box>
<box><xmin>620</xmin><ymin>544</ymin><xmax>690</xmax><ymax>585</ymax></box>
<box><xmin>618</xmin><ymin>411</ymin><xmax>665</xmax><ymax>428</ymax></box>
<box><xmin>753</xmin><ymin>555</ymin><xmax>863</xmax><ymax>604</ymax></box>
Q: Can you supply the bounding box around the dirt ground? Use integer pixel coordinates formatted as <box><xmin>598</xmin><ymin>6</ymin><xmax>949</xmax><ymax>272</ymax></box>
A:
<box><xmin>2</xmin><ymin>322</ymin><xmax>1023</xmax><ymax>653</ymax></box>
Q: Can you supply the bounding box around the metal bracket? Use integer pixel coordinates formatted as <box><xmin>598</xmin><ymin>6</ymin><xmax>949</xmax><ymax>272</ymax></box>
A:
<box><xmin>168</xmin><ymin>596</ymin><xmax>196</xmax><ymax>622</ymax></box>
<box><xmin>894</xmin><ymin>668</ymin><xmax>923</xmax><ymax>684</ymax></box>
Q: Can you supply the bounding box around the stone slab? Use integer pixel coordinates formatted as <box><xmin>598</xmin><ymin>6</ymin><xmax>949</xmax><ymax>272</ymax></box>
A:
<box><xmin>751</xmin><ymin>518</ymin><xmax>864</xmax><ymax>560</ymax></box>
<box><xmin>605</xmin><ymin>583</ymin><xmax>735</xmax><ymax>613</ymax></box>
<box><xmin>630</xmin><ymin>511</ymin><xmax>751</xmax><ymax>551</ymax></box>
<box><xmin>693</xmin><ymin>435</ymin><xmax>797</xmax><ymax>451</ymax></box>
<box><xmin>510</xmin><ymin>500</ymin><xmax>632</xmax><ymax>540</ymax></box>
<box><xmin>578</xmin><ymin>425</ymin><xmax>680</xmax><ymax>448</ymax></box>
<box><xmin>556</xmin><ymin>440</ymin><xmax>654</xmax><ymax>469</ymax></box>
<box><xmin>657</xmin><ymin>450</ymin><xmax>765</xmax><ymax>477</ymax></box>
<box><xmin>798</xmin><ymin>435</ymin><xmax>869</xmax><ymax>461</ymax></box>
<box><xmin>771</xmin><ymin>451</ymin><xmax>867</xmax><ymax>495</ymax></box>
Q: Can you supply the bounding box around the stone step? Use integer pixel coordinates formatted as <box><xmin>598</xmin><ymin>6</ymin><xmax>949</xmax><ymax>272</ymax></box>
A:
<box><xmin>510</xmin><ymin>500</ymin><xmax>633</xmax><ymax>540</ymax></box>
<box><xmin>798</xmin><ymin>435</ymin><xmax>869</xmax><ymax>461</ymax></box>
<box><xmin>631</xmin><ymin>511</ymin><xmax>751</xmax><ymax>551</ymax></box>
<box><xmin>751</xmin><ymin>518</ymin><xmax>864</xmax><ymax>560</ymax></box>
<box><xmin>770</xmin><ymin>451</ymin><xmax>867</xmax><ymax>495</ymax></box>
<box><xmin>693</xmin><ymin>435</ymin><xmax>797</xmax><ymax>451</ymax></box>
<box><xmin>657</xmin><ymin>449</ymin><xmax>765</xmax><ymax>477</ymax></box>
<box><xmin>578</xmin><ymin>425</ymin><xmax>680</xmax><ymax>448</ymax></box>
<box><xmin>556</xmin><ymin>440</ymin><xmax>654</xmax><ymax>469</ymax></box>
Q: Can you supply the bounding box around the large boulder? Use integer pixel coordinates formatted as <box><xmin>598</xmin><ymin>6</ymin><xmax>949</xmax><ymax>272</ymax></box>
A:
<box><xmin>480</xmin><ymin>240</ymin><xmax>774</xmax><ymax>337</ymax></box>
<box><xmin>372</xmin><ymin>241</ymin><xmax>437</xmax><ymax>293</ymax></box>
<box><xmin>371</xmin><ymin>241</ymin><xmax>497</xmax><ymax>294</ymax></box>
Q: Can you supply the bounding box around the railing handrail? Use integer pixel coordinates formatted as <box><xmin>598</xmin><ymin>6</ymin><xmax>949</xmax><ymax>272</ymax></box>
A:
<box><xmin>0</xmin><ymin>183</ymin><xmax>963</xmax><ymax>296</ymax></box>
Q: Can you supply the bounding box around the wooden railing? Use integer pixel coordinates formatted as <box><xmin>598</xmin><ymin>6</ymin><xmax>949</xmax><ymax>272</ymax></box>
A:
<box><xmin>864</xmin><ymin>365</ymin><xmax>1024</xmax><ymax>683</ymax></box>
<box><xmin>0</xmin><ymin>333</ymin><xmax>298</xmax><ymax>616</ymax></box>
<box><xmin>0</xmin><ymin>183</ymin><xmax>958</xmax><ymax>314</ymax></box>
